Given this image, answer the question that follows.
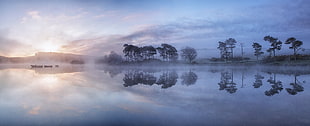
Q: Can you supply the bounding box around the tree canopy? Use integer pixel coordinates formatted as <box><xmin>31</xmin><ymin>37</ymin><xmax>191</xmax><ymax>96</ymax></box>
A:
<box><xmin>181</xmin><ymin>47</ymin><xmax>197</xmax><ymax>63</ymax></box>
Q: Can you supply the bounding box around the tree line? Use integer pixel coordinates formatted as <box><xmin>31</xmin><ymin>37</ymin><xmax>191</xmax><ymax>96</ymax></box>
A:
<box><xmin>121</xmin><ymin>43</ymin><xmax>197</xmax><ymax>63</ymax></box>
<box><xmin>100</xmin><ymin>35</ymin><xmax>305</xmax><ymax>64</ymax></box>
<box><xmin>217</xmin><ymin>36</ymin><xmax>304</xmax><ymax>62</ymax></box>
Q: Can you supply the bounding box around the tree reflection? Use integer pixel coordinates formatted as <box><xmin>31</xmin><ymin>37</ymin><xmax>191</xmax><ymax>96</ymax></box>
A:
<box><xmin>286</xmin><ymin>74</ymin><xmax>305</xmax><ymax>95</ymax></box>
<box><xmin>253</xmin><ymin>73</ymin><xmax>264</xmax><ymax>88</ymax></box>
<box><xmin>123</xmin><ymin>70</ymin><xmax>178</xmax><ymax>89</ymax></box>
<box><xmin>181</xmin><ymin>71</ymin><xmax>198</xmax><ymax>86</ymax></box>
<box><xmin>120</xmin><ymin>68</ymin><xmax>308</xmax><ymax>95</ymax></box>
<box><xmin>218</xmin><ymin>71</ymin><xmax>237</xmax><ymax>94</ymax></box>
<box><xmin>265</xmin><ymin>73</ymin><xmax>283</xmax><ymax>96</ymax></box>
<box><xmin>156</xmin><ymin>71</ymin><xmax>178</xmax><ymax>88</ymax></box>
<box><xmin>123</xmin><ymin>70</ymin><xmax>157</xmax><ymax>87</ymax></box>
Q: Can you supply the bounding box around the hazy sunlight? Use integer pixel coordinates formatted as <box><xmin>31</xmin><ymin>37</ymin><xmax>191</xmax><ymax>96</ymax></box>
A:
<box><xmin>38</xmin><ymin>43</ymin><xmax>61</xmax><ymax>52</ymax></box>
<box><xmin>39</xmin><ymin>75</ymin><xmax>60</xmax><ymax>90</ymax></box>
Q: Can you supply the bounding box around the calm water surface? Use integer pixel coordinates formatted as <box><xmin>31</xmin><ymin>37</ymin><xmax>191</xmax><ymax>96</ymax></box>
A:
<box><xmin>0</xmin><ymin>65</ymin><xmax>310</xmax><ymax>126</ymax></box>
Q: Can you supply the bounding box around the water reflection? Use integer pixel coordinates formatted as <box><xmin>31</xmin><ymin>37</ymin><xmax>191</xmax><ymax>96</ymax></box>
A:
<box><xmin>218</xmin><ymin>71</ymin><xmax>237</xmax><ymax>94</ymax></box>
<box><xmin>123</xmin><ymin>70</ymin><xmax>179</xmax><ymax>88</ymax></box>
<box><xmin>286</xmin><ymin>74</ymin><xmax>305</xmax><ymax>95</ymax></box>
<box><xmin>30</xmin><ymin>65</ymin><xmax>85</xmax><ymax>74</ymax></box>
<box><xmin>118</xmin><ymin>67</ymin><xmax>308</xmax><ymax>96</ymax></box>
<box><xmin>123</xmin><ymin>70</ymin><xmax>157</xmax><ymax>87</ymax></box>
<box><xmin>253</xmin><ymin>73</ymin><xmax>264</xmax><ymax>88</ymax></box>
<box><xmin>0</xmin><ymin>66</ymin><xmax>310</xmax><ymax>125</ymax></box>
<box><xmin>156</xmin><ymin>71</ymin><xmax>178</xmax><ymax>88</ymax></box>
<box><xmin>265</xmin><ymin>73</ymin><xmax>283</xmax><ymax>96</ymax></box>
<box><xmin>180</xmin><ymin>71</ymin><xmax>198</xmax><ymax>86</ymax></box>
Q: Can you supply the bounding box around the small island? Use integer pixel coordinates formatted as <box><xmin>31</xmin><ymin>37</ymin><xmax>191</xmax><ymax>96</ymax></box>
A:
<box><xmin>97</xmin><ymin>36</ymin><xmax>310</xmax><ymax>66</ymax></box>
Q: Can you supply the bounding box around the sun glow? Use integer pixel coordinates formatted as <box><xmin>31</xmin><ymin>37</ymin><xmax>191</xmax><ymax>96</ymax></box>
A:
<box><xmin>38</xmin><ymin>43</ymin><xmax>61</xmax><ymax>52</ymax></box>
<box><xmin>39</xmin><ymin>75</ymin><xmax>60</xmax><ymax>90</ymax></box>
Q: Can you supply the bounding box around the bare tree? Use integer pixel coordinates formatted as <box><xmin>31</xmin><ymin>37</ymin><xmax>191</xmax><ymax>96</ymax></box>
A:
<box><xmin>181</xmin><ymin>47</ymin><xmax>197</xmax><ymax>63</ymax></box>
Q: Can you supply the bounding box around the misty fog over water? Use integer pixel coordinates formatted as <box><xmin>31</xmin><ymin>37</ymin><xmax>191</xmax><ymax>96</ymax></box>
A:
<box><xmin>0</xmin><ymin>65</ymin><xmax>309</xmax><ymax>126</ymax></box>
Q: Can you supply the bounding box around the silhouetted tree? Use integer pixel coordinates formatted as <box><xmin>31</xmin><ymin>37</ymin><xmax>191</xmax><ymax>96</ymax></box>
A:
<box><xmin>217</xmin><ymin>38</ymin><xmax>237</xmax><ymax>61</ymax></box>
<box><xmin>181</xmin><ymin>47</ymin><xmax>197</xmax><ymax>63</ymax></box>
<box><xmin>156</xmin><ymin>47</ymin><xmax>166</xmax><ymax>61</ymax></box>
<box><xmin>123</xmin><ymin>44</ymin><xmax>140</xmax><ymax>62</ymax></box>
<box><xmin>140</xmin><ymin>46</ymin><xmax>157</xmax><ymax>60</ymax></box>
<box><xmin>157</xmin><ymin>43</ymin><xmax>178</xmax><ymax>62</ymax></box>
<box><xmin>264</xmin><ymin>36</ymin><xmax>282</xmax><ymax>57</ymax></box>
<box><xmin>225</xmin><ymin>38</ymin><xmax>237</xmax><ymax>59</ymax></box>
<box><xmin>285</xmin><ymin>37</ymin><xmax>304</xmax><ymax>61</ymax></box>
<box><xmin>181</xmin><ymin>71</ymin><xmax>198</xmax><ymax>86</ymax></box>
<box><xmin>217</xmin><ymin>41</ymin><xmax>228</xmax><ymax>61</ymax></box>
<box><xmin>252</xmin><ymin>42</ymin><xmax>264</xmax><ymax>61</ymax></box>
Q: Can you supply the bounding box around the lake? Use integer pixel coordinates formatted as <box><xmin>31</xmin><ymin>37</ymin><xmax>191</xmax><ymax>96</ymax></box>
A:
<box><xmin>0</xmin><ymin>65</ymin><xmax>310</xmax><ymax>126</ymax></box>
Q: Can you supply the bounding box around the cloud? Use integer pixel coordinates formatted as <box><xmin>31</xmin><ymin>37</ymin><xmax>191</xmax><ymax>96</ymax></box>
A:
<box><xmin>122</xmin><ymin>13</ymin><xmax>145</xmax><ymax>21</ymax></box>
<box><xmin>61</xmin><ymin>35</ymin><xmax>125</xmax><ymax>56</ymax></box>
<box><xmin>94</xmin><ymin>14</ymin><xmax>105</xmax><ymax>18</ymax></box>
<box><xmin>0</xmin><ymin>29</ymin><xmax>35</xmax><ymax>56</ymax></box>
<box><xmin>118</xmin><ymin>0</ymin><xmax>310</xmax><ymax>46</ymax></box>
<box><xmin>28</xmin><ymin>106</ymin><xmax>41</xmax><ymax>115</ymax></box>
<box><xmin>2</xmin><ymin>0</ymin><xmax>310</xmax><ymax>57</ymax></box>
<box><xmin>27</xmin><ymin>11</ymin><xmax>41</xmax><ymax>19</ymax></box>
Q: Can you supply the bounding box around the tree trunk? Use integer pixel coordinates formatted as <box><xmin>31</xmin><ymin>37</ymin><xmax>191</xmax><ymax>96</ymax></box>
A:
<box><xmin>231</xmin><ymin>48</ymin><xmax>233</xmax><ymax>59</ymax></box>
<box><xmin>256</xmin><ymin>56</ymin><xmax>258</xmax><ymax>62</ymax></box>
<box><xmin>294</xmin><ymin>48</ymin><xmax>297</xmax><ymax>61</ymax></box>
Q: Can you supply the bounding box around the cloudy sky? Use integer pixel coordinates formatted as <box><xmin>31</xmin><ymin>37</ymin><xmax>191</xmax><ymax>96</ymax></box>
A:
<box><xmin>0</xmin><ymin>0</ymin><xmax>309</xmax><ymax>57</ymax></box>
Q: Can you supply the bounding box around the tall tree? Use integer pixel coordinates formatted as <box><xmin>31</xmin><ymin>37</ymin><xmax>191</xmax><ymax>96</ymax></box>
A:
<box><xmin>157</xmin><ymin>43</ymin><xmax>178</xmax><ymax>62</ymax></box>
<box><xmin>225</xmin><ymin>38</ymin><xmax>237</xmax><ymax>59</ymax></box>
<box><xmin>123</xmin><ymin>44</ymin><xmax>140</xmax><ymax>62</ymax></box>
<box><xmin>264</xmin><ymin>35</ymin><xmax>282</xmax><ymax>57</ymax></box>
<box><xmin>217</xmin><ymin>41</ymin><xmax>228</xmax><ymax>61</ymax></box>
<box><xmin>252</xmin><ymin>42</ymin><xmax>264</xmax><ymax>61</ymax></box>
<box><xmin>141</xmin><ymin>46</ymin><xmax>157</xmax><ymax>60</ymax></box>
<box><xmin>285</xmin><ymin>37</ymin><xmax>304</xmax><ymax>61</ymax></box>
<box><xmin>181</xmin><ymin>47</ymin><xmax>197</xmax><ymax>63</ymax></box>
<box><xmin>156</xmin><ymin>47</ymin><xmax>167</xmax><ymax>61</ymax></box>
<box><xmin>123</xmin><ymin>44</ymin><xmax>132</xmax><ymax>61</ymax></box>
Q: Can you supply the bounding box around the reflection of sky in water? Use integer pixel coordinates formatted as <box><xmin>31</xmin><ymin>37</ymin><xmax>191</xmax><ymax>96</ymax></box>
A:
<box><xmin>0</xmin><ymin>66</ymin><xmax>310</xmax><ymax>126</ymax></box>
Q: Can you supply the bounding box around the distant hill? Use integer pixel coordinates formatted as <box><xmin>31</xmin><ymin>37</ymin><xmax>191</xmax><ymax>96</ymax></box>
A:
<box><xmin>0</xmin><ymin>52</ymin><xmax>89</xmax><ymax>64</ymax></box>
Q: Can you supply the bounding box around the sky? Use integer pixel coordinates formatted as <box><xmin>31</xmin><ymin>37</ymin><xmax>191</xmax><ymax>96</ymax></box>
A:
<box><xmin>0</xmin><ymin>0</ymin><xmax>309</xmax><ymax>57</ymax></box>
